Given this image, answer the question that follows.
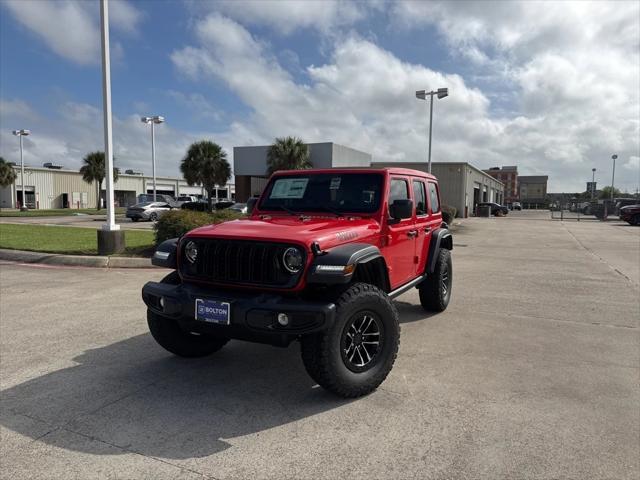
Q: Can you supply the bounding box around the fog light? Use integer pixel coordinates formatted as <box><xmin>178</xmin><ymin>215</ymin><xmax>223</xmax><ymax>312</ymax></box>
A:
<box><xmin>159</xmin><ymin>297</ymin><xmax>165</xmax><ymax>309</ymax></box>
<box><xmin>277</xmin><ymin>313</ymin><xmax>289</xmax><ymax>326</ymax></box>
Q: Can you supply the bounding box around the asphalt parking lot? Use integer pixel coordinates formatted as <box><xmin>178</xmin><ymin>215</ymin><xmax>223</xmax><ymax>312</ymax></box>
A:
<box><xmin>1</xmin><ymin>210</ymin><xmax>638</xmax><ymax>479</ymax></box>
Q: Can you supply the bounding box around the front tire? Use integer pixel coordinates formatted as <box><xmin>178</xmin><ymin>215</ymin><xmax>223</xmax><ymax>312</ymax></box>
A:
<box><xmin>147</xmin><ymin>272</ymin><xmax>229</xmax><ymax>357</ymax></box>
<box><xmin>419</xmin><ymin>249</ymin><xmax>452</xmax><ymax>312</ymax></box>
<box><xmin>300</xmin><ymin>283</ymin><xmax>400</xmax><ymax>398</ymax></box>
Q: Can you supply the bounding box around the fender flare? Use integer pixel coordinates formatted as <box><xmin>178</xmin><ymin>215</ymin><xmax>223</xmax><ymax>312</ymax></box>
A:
<box><xmin>152</xmin><ymin>238</ymin><xmax>179</xmax><ymax>269</ymax></box>
<box><xmin>306</xmin><ymin>243</ymin><xmax>386</xmax><ymax>286</ymax></box>
<box><xmin>427</xmin><ymin>228</ymin><xmax>453</xmax><ymax>274</ymax></box>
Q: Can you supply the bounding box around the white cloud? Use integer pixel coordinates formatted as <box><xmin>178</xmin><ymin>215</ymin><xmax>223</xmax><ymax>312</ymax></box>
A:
<box><xmin>2</xmin><ymin>0</ymin><xmax>143</xmax><ymax>65</ymax></box>
<box><xmin>169</xmin><ymin>9</ymin><xmax>640</xmax><ymax>192</ymax></box>
<box><xmin>190</xmin><ymin>0</ymin><xmax>365</xmax><ymax>35</ymax></box>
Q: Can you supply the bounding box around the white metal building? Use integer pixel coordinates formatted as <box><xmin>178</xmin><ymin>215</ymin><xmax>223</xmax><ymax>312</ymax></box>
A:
<box><xmin>0</xmin><ymin>165</ymin><xmax>235</xmax><ymax>210</ymax></box>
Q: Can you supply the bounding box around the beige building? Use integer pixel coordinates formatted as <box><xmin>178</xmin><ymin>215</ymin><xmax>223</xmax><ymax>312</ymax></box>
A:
<box><xmin>372</xmin><ymin>161</ymin><xmax>504</xmax><ymax>218</ymax></box>
<box><xmin>518</xmin><ymin>175</ymin><xmax>548</xmax><ymax>205</ymax></box>
<box><xmin>0</xmin><ymin>165</ymin><xmax>234</xmax><ymax>210</ymax></box>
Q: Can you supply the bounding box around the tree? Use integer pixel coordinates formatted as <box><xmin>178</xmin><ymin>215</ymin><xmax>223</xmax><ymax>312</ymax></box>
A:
<box><xmin>180</xmin><ymin>141</ymin><xmax>231</xmax><ymax>211</ymax></box>
<box><xmin>0</xmin><ymin>157</ymin><xmax>17</xmax><ymax>188</ymax></box>
<box><xmin>598</xmin><ymin>186</ymin><xmax>621</xmax><ymax>199</ymax></box>
<box><xmin>266</xmin><ymin>136</ymin><xmax>311</xmax><ymax>175</ymax></box>
<box><xmin>79</xmin><ymin>151</ymin><xmax>119</xmax><ymax>210</ymax></box>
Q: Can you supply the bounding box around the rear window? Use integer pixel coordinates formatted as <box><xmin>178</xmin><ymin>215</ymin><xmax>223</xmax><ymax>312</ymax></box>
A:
<box><xmin>428</xmin><ymin>183</ymin><xmax>440</xmax><ymax>213</ymax></box>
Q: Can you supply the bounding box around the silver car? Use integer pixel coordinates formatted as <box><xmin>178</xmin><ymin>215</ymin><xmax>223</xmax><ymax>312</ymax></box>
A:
<box><xmin>126</xmin><ymin>202</ymin><xmax>173</xmax><ymax>222</ymax></box>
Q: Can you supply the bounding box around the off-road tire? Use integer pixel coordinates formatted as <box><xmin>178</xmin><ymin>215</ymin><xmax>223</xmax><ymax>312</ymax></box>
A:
<box><xmin>147</xmin><ymin>272</ymin><xmax>229</xmax><ymax>357</ymax></box>
<box><xmin>419</xmin><ymin>249</ymin><xmax>452</xmax><ymax>312</ymax></box>
<box><xmin>300</xmin><ymin>282</ymin><xmax>400</xmax><ymax>398</ymax></box>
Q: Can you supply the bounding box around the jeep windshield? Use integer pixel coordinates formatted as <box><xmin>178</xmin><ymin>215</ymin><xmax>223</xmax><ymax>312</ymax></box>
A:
<box><xmin>259</xmin><ymin>173</ymin><xmax>383</xmax><ymax>214</ymax></box>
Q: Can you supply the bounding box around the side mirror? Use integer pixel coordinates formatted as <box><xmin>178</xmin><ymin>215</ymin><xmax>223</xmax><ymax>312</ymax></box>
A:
<box><xmin>247</xmin><ymin>196</ymin><xmax>258</xmax><ymax>215</ymax></box>
<box><xmin>389</xmin><ymin>199</ymin><xmax>413</xmax><ymax>221</ymax></box>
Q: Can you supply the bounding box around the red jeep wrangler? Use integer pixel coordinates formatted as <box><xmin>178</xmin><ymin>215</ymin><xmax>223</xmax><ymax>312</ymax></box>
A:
<box><xmin>142</xmin><ymin>168</ymin><xmax>453</xmax><ymax>397</ymax></box>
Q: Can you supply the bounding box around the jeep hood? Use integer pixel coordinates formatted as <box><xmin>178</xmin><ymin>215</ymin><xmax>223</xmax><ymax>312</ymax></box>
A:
<box><xmin>186</xmin><ymin>216</ymin><xmax>381</xmax><ymax>250</ymax></box>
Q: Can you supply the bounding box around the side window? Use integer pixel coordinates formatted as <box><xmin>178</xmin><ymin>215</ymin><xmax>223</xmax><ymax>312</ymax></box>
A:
<box><xmin>428</xmin><ymin>182</ymin><xmax>440</xmax><ymax>213</ymax></box>
<box><xmin>412</xmin><ymin>180</ymin><xmax>427</xmax><ymax>216</ymax></box>
<box><xmin>389</xmin><ymin>178</ymin><xmax>409</xmax><ymax>205</ymax></box>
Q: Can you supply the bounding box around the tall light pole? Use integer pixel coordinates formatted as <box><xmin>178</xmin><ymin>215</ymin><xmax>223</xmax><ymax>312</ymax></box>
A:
<box><xmin>591</xmin><ymin>167</ymin><xmax>596</xmax><ymax>199</ymax></box>
<box><xmin>141</xmin><ymin>115</ymin><xmax>164</xmax><ymax>202</ymax></box>
<box><xmin>611</xmin><ymin>154</ymin><xmax>617</xmax><ymax>201</ymax></box>
<box><xmin>416</xmin><ymin>87</ymin><xmax>448</xmax><ymax>173</ymax></box>
<box><xmin>12</xmin><ymin>129</ymin><xmax>30</xmax><ymax>211</ymax></box>
<box><xmin>98</xmin><ymin>0</ymin><xmax>124</xmax><ymax>254</ymax></box>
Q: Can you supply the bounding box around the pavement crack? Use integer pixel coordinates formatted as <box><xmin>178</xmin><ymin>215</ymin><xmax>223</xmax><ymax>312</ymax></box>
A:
<box><xmin>562</xmin><ymin>222</ymin><xmax>637</xmax><ymax>287</ymax></box>
<box><xmin>59</xmin><ymin>426</ymin><xmax>217</xmax><ymax>480</ymax></box>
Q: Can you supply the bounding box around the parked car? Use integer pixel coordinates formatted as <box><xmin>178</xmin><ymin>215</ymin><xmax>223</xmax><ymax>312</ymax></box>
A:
<box><xmin>512</xmin><ymin>202</ymin><xmax>522</xmax><ymax>210</ymax></box>
<box><xmin>143</xmin><ymin>167</ymin><xmax>453</xmax><ymax>398</ymax></box>
<box><xmin>228</xmin><ymin>202</ymin><xmax>248</xmax><ymax>214</ymax></box>
<box><xmin>126</xmin><ymin>202</ymin><xmax>173</xmax><ymax>222</ymax></box>
<box><xmin>181</xmin><ymin>201</ymin><xmax>209</xmax><ymax>212</ymax></box>
<box><xmin>477</xmin><ymin>202</ymin><xmax>509</xmax><ymax>216</ymax></box>
<box><xmin>214</xmin><ymin>200</ymin><xmax>235</xmax><ymax>210</ymax></box>
<box><xmin>176</xmin><ymin>195</ymin><xmax>197</xmax><ymax>206</ymax></box>
<box><xmin>619</xmin><ymin>204</ymin><xmax>640</xmax><ymax>225</ymax></box>
<box><xmin>137</xmin><ymin>194</ymin><xmax>177</xmax><ymax>206</ymax></box>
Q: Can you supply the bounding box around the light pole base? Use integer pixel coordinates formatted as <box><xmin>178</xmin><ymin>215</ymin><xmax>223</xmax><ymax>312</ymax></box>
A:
<box><xmin>20</xmin><ymin>206</ymin><xmax>28</xmax><ymax>212</ymax></box>
<box><xmin>97</xmin><ymin>229</ymin><xmax>125</xmax><ymax>255</ymax></box>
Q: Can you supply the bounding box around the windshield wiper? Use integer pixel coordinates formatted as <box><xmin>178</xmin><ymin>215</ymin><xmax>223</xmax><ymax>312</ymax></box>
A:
<box><xmin>274</xmin><ymin>205</ymin><xmax>301</xmax><ymax>216</ymax></box>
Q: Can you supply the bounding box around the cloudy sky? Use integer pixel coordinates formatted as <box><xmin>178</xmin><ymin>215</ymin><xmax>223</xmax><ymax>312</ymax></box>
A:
<box><xmin>1</xmin><ymin>0</ymin><xmax>638</xmax><ymax>193</ymax></box>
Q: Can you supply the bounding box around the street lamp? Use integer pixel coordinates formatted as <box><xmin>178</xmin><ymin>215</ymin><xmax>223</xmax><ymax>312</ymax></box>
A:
<box><xmin>141</xmin><ymin>115</ymin><xmax>165</xmax><ymax>202</ymax></box>
<box><xmin>416</xmin><ymin>87</ymin><xmax>448</xmax><ymax>173</ymax></box>
<box><xmin>611</xmin><ymin>154</ymin><xmax>618</xmax><ymax>201</ymax></box>
<box><xmin>12</xmin><ymin>129</ymin><xmax>30</xmax><ymax>211</ymax></box>
<box><xmin>591</xmin><ymin>168</ymin><xmax>596</xmax><ymax>199</ymax></box>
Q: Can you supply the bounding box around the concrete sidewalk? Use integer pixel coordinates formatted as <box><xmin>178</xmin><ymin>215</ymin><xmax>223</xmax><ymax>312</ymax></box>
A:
<box><xmin>0</xmin><ymin>248</ymin><xmax>155</xmax><ymax>268</ymax></box>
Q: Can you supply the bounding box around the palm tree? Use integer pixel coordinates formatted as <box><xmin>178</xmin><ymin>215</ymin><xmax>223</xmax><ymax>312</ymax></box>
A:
<box><xmin>79</xmin><ymin>151</ymin><xmax>119</xmax><ymax>210</ymax></box>
<box><xmin>180</xmin><ymin>141</ymin><xmax>231</xmax><ymax>211</ymax></box>
<box><xmin>0</xmin><ymin>157</ymin><xmax>17</xmax><ymax>211</ymax></box>
<box><xmin>0</xmin><ymin>157</ymin><xmax>17</xmax><ymax>188</ymax></box>
<box><xmin>266</xmin><ymin>136</ymin><xmax>311</xmax><ymax>175</ymax></box>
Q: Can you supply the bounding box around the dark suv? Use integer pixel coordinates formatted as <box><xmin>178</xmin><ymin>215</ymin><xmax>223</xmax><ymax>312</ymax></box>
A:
<box><xmin>142</xmin><ymin>168</ymin><xmax>453</xmax><ymax>397</ymax></box>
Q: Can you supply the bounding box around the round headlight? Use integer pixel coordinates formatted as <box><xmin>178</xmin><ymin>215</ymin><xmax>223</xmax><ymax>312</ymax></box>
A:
<box><xmin>282</xmin><ymin>247</ymin><xmax>303</xmax><ymax>273</ymax></box>
<box><xmin>184</xmin><ymin>241</ymin><xmax>198</xmax><ymax>264</ymax></box>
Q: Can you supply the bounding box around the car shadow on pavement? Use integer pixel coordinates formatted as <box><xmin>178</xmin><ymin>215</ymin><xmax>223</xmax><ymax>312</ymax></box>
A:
<box><xmin>0</xmin><ymin>334</ymin><xmax>353</xmax><ymax>459</ymax></box>
<box><xmin>394</xmin><ymin>301</ymin><xmax>439</xmax><ymax>324</ymax></box>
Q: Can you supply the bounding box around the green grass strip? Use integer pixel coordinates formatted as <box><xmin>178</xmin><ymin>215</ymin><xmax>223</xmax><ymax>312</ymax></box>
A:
<box><xmin>0</xmin><ymin>223</ymin><xmax>155</xmax><ymax>256</ymax></box>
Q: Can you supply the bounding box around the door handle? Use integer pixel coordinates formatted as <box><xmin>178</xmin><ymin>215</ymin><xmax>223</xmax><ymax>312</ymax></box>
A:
<box><xmin>407</xmin><ymin>230</ymin><xmax>418</xmax><ymax>238</ymax></box>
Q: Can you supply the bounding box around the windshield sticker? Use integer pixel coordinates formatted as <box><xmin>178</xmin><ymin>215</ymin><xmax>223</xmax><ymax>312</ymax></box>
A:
<box><xmin>270</xmin><ymin>178</ymin><xmax>309</xmax><ymax>199</ymax></box>
<box><xmin>329</xmin><ymin>177</ymin><xmax>342</xmax><ymax>190</ymax></box>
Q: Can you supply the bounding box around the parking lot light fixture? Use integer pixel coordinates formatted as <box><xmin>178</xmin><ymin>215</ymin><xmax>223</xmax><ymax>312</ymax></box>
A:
<box><xmin>415</xmin><ymin>88</ymin><xmax>449</xmax><ymax>173</ymax></box>
<box><xmin>141</xmin><ymin>115</ymin><xmax>165</xmax><ymax>202</ymax></box>
<box><xmin>12</xmin><ymin>129</ymin><xmax>30</xmax><ymax>211</ymax></box>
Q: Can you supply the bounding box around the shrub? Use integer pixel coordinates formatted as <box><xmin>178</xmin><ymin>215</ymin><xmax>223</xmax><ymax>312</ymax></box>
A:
<box><xmin>154</xmin><ymin>209</ymin><xmax>243</xmax><ymax>245</ymax></box>
<box><xmin>441</xmin><ymin>205</ymin><xmax>457</xmax><ymax>224</ymax></box>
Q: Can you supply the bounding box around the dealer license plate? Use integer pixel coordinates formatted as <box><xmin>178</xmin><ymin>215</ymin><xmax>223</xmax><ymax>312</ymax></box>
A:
<box><xmin>195</xmin><ymin>299</ymin><xmax>231</xmax><ymax>325</ymax></box>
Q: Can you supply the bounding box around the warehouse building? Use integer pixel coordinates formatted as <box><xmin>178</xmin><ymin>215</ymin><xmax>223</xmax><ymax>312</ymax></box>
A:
<box><xmin>233</xmin><ymin>142</ymin><xmax>371</xmax><ymax>201</ymax></box>
<box><xmin>518</xmin><ymin>175</ymin><xmax>548</xmax><ymax>206</ymax></box>
<box><xmin>372</xmin><ymin>161</ymin><xmax>504</xmax><ymax>217</ymax></box>
<box><xmin>0</xmin><ymin>165</ymin><xmax>234</xmax><ymax>210</ymax></box>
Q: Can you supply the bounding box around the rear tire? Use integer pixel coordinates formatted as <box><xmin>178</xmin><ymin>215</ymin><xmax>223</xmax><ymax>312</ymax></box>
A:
<box><xmin>300</xmin><ymin>283</ymin><xmax>400</xmax><ymax>398</ymax></box>
<box><xmin>147</xmin><ymin>271</ymin><xmax>229</xmax><ymax>358</ymax></box>
<box><xmin>149</xmin><ymin>213</ymin><xmax>158</xmax><ymax>222</ymax></box>
<box><xmin>419</xmin><ymin>249</ymin><xmax>452</xmax><ymax>312</ymax></box>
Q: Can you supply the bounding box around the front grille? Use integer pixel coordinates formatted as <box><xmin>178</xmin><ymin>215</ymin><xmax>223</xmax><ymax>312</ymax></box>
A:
<box><xmin>181</xmin><ymin>238</ymin><xmax>303</xmax><ymax>288</ymax></box>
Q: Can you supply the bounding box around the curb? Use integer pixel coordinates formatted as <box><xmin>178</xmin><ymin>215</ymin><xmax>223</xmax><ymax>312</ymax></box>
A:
<box><xmin>0</xmin><ymin>248</ymin><xmax>157</xmax><ymax>269</ymax></box>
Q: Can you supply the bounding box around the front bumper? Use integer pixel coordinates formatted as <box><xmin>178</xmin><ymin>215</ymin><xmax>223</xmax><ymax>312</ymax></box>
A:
<box><xmin>141</xmin><ymin>280</ymin><xmax>336</xmax><ymax>346</ymax></box>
